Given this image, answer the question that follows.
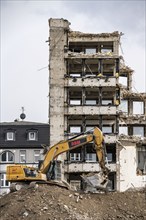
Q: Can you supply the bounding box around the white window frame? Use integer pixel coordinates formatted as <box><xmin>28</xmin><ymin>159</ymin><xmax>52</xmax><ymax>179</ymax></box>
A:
<box><xmin>34</xmin><ymin>150</ymin><xmax>40</xmax><ymax>163</ymax></box>
<box><xmin>86</xmin><ymin>153</ymin><xmax>96</xmax><ymax>162</ymax></box>
<box><xmin>0</xmin><ymin>173</ymin><xmax>10</xmax><ymax>187</ymax></box>
<box><xmin>70</xmin><ymin>153</ymin><xmax>81</xmax><ymax>161</ymax></box>
<box><xmin>28</xmin><ymin>131</ymin><xmax>37</xmax><ymax>141</ymax></box>
<box><xmin>6</xmin><ymin>132</ymin><xmax>15</xmax><ymax>141</ymax></box>
<box><xmin>1</xmin><ymin>151</ymin><xmax>14</xmax><ymax>163</ymax></box>
<box><xmin>137</xmin><ymin>149</ymin><xmax>146</xmax><ymax>175</ymax></box>
<box><xmin>20</xmin><ymin>150</ymin><xmax>26</xmax><ymax>163</ymax></box>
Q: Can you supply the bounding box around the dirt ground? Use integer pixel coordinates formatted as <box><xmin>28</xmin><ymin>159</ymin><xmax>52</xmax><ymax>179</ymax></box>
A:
<box><xmin>0</xmin><ymin>184</ymin><xmax>145</xmax><ymax>220</ymax></box>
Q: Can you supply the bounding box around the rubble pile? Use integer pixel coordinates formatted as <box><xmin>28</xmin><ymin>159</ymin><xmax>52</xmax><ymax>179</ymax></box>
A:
<box><xmin>0</xmin><ymin>184</ymin><xmax>145</xmax><ymax>220</ymax></box>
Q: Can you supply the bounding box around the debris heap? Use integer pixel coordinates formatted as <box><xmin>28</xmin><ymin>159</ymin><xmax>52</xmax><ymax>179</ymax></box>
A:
<box><xmin>0</xmin><ymin>185</ymin><xmax>145</xmax><ymax>220</ymax></box>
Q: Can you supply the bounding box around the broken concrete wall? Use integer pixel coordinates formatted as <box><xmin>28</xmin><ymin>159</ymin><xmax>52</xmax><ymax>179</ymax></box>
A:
<box><xmin>118</xmin><ymin>142</ymin><xmax>146</xmax><ymax>192</ymax></box>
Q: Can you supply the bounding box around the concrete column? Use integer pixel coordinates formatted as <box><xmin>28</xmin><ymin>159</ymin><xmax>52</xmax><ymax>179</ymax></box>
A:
<box><xmin>49</xmin><ymin>18</ymin><xmax>70</xmax><ymax>145</ymax></box>
<box><xmin>115</xmin><ymin>116</ymin><xmax>119</xmax><ymax>134</ymax></box>
<box><xmin>82</xmin><ymin>115</ymin><xmax>86</xmax><ymax>132</ymax></box>
<box><xmin>128</xmin><ymin>99</ymin><xmax>133</xmax><ymax>115</ymax></box>
<box><xmin>98</xmin><ymin>59</ymin><xmax>103</xmax><ymax>74</ymax></box>
<box><xmin>113</xmin><ymin>41</ymin><xmax>119</xmax><ymax>55</ymax></box>
<box><xmin>98</xmin><ymin>87</ymin><xmax>102</xmax><ymax>105</ymax></box>
<box><xmin>82</xmin><ymin>59</ymin><xmax>86</xmax><ymax>77</ymax></box>
<box><xmin>127</xmin><ymin>72</ymin><xmax>133</xmax><ymax>92</ymax></box>
<box><xmin>99</xmin><ymin>115</ymin><xmax>102</xmax><ymax>130</ymax></box>
<box><xmin>116</xmin><ymin>58</ymin><xmax>119</xmax><ymax>73</ymax></box>
<box><xmin>82</xmin><ymin>88</ymin><xmax>86</xmax><ymax>105</ymax></box>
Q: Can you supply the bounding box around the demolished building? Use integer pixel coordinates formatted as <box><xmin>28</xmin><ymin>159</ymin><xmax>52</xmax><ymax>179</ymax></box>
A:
<box><xmin>48</xmin><ymin>18</ymin><xmax>146</xmax><ymax>192</ymax></box>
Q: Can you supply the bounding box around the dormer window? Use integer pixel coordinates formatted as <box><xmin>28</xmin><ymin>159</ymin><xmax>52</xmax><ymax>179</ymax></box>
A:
<box><xmin>6</xmin><ymin>131</ymin><xmax>15</xmax><ymax>141</ymax></box>
<box><xmin>27</xmin><ymin>130</ymin><xmax>38</xmax><ymax>141</ymax></box>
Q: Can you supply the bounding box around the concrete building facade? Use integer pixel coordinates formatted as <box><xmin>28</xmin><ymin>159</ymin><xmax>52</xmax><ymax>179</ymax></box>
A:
<box><xmin>48</xmin><ymin>18</ymin><xmax>146</xmax><ymax>191</ymax></box>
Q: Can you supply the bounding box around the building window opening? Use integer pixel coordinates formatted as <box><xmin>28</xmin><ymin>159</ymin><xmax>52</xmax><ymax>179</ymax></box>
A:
<box><xmin>101</xmin><ymin>48</ymin><xmax>112</xmax><ymax>53</ymax></box>
<box><xmin>6</xmin><ymin>131</ymin><xmax>15</xmax><ymax>141</ymax></box>
<box><xmin>107</xmin><ymin>153</ymin><xmax>113</xmax><ymax>162</ymax></box>
<box><xmin>20</xmin><ymin>150</ymin><xmax>26</xmax><ymax>163</ymax></box>
<box><xmin>119</xmin><ymin>100</ymin><xmax>128</xmax><ymax>113</ymax></box>
<box><xmin>133</xmin><ymin>126</ymin><xmax>144</xmax><ymax>137</ymax></box>
<box><xmin>133</xmin><ymin>101</ymin><xmax>144</xmax><ymax>115</ymax></box>
<box><xmin>106</xmin><ymin>145</ymin><xmax>116</xmax><ymax>163</ymax></box>
<box><xmin>85</xmin><ymin>72</ymin><xmax>96</xmax><ymax>77</ymax></box>
<box><xmin>85</xmin><ymin>100</ymin><xmax>97</xmax><ymax>105</ymax></box>
<box><xmin>1</xmin><ymin>151</ymin><xmax>14</xmax><ymax>163</ymax></box>
<box><xmin>70</xmin><ymin>73</ymin><xmax>81</xmax><ymax>78</ymax></box>
<box><xmin>102</xmin><ymin>126</ymin><xmax>112</xmax><ymax>134</ymax></box>
<box><xmin>119</xmin><ymin>126</ymin><xmax>128</xmax><ymax>135</ymax></box>
<box><xmin>70</xmin><ymin>153</ymin><xmax>81</xmax><ymax>161</ymax></box>
<box><xmin>86</xmin><ymin>153</ymin><xmax>96</xmax><ymax>162</ymax></box>
<box><xmin>102</xmin><ymin>100</ymin><xmax>113</xmax><ymax>105</ymax></box>
<box><xmin>28</xmin><ymin>131</ymin><xmax>38</xmax><ymax>141</ymax></box>
<box><xmin>34</xmin><ymin>150</ymin><xmax>41</xmax><ymax>163</ymax></box>
<box><xmin>137</xmin><ymin>147</ymin><xmax>146</xmax><ymax>175</ymax></box>
<box><xmin>85</xmin><ymin>48</ymin><xmax>96</xmax><ymax>54</ymax></box>
<box><xmin>70</xmin><ymin>126</ymin><xmax>81</xmax><ymax>134</ymax></box>
<box><xmin>70</xmin><ymin>99</ymin><xmax>81</xmax><ymax>105</ymax></box>
<box><xmin>0</xmin><ymin>173</ymin><xmax>10</xmax><ymax>187</ymax></box>
<box><xmin>119</xmin><ymin>76</ymin><xmax>127</xmax><ymax>87</ymax></box>
<box><xmin>85</xmin><ymin>126</ymin><xmax>94</xmax><ymax>132</ymax></box>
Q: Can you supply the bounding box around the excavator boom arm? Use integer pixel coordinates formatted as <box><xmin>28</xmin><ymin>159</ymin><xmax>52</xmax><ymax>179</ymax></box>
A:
<box><xmin>39</xmin><ymin>133</ymin><xmax>94</xmax><ymax>173</ymax></box>
<box><xmin>39</xmin><ymin>127</ymin><xmax>108</xmax><ymax>177</ymax></box>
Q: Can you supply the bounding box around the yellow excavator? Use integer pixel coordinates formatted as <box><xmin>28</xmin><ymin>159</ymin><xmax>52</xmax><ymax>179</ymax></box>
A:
<box><xmin>6</xmin><ymin>127</ymin><xmax>110</xmax><ymax>192</ymax></box>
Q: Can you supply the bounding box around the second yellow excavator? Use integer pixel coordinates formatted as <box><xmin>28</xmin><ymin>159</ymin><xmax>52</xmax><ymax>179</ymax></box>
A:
<box><xmin>6</xmin><ymin>127</ymin><xmax>110</xmax><ymax>191</ymax></box>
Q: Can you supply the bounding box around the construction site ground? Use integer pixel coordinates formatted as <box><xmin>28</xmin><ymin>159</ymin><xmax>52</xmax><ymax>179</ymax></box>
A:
<box><xmin>0</xmin><ymin>184</ymin><xmax>145</xmax><ymax>220</ymax></box>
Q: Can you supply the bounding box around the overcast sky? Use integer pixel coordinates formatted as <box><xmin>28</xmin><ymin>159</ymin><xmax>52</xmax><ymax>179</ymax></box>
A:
<box><xmin>0</xmin><ymin>0</ymin><xmax>145</xmax><ymax>123</ymax></box>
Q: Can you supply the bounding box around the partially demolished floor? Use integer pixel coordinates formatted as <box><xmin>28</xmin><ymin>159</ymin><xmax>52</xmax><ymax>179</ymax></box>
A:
<box><xmin>0</xmin><ymin>184</ymin><xmax>145</xmax><ymax>220</ymax></box>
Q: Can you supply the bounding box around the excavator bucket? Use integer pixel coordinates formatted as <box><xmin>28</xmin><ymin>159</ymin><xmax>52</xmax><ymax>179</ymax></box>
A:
<box><xmin>81</xmin><ymin>172</ymin><xmax>109</xmax><ymax>193</ymax></box>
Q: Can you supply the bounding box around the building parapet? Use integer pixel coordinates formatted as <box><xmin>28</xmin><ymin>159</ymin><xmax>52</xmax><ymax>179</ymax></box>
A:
<box><xmin>68</xmin><ymin>31</ymin><xmax>122</xmax><ymax>43</ymax></box>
